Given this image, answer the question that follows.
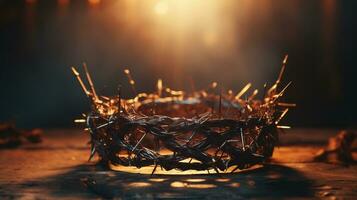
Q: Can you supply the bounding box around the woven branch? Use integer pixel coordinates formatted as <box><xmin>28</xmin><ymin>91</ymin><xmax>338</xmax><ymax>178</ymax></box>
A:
<box><xmin>73</xmin><ymin>55</ymin><xmax>294</xmax><ymax>174</ymax></box>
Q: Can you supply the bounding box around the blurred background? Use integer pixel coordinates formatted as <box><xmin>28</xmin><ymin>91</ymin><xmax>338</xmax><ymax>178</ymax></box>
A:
<box><xmin>0</xmin><ymin>0</ymin><xmax>356</xmax><ymax>128</ymax></box>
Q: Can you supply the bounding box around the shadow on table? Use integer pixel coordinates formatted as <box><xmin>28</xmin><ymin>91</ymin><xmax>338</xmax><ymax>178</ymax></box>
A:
<box><xmin>20</xmin><ymin>164</ymin><xmax>314</xmax><ymax>199</ymax></box>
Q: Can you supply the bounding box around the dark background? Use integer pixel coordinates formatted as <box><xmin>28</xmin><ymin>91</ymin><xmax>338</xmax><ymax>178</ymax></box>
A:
<box><xmin>0</xmin><ymin>0</ymin><xmax>356</xmax><ymax>128</ymax></box>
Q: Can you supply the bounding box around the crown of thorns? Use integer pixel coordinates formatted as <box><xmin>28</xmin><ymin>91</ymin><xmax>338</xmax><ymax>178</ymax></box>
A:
<box><xmin>72</xmin><ymin>55</ymin><xmax>294</xmax><ymax>174</ymax></box>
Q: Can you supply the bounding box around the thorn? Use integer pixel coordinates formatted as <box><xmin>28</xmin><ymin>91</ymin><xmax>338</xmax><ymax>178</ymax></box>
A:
<box><xmin>267</xmin><ymin>83</ymin><xmax>277</xmax><ymax>95</ymax></box>
<box><xmin>240</xmin><ymin>128</ymin><xmax>245</xmax><ymax>151</ymax></box>
<box><xmin>95</xmin><ymin>121</ymin><xmax>115</xmax><ymax>130</ymax></box>
<box><xmin>283</xmin><ymin>54</ymin><xmax>289</xmax><ymax>65</ymax></box>
<box><xmin>157</xmin><ymin>79</ymin><xmax>163</xmax><ymax>97</ymax></box>
<box><xmin>124</xmin><ymin>68</ymin><xmax>137</xmax><ymax>96</ymax></box>
<box><xmin>277</xmin><ymin>81</ymin><xmax>292</xmax><ymax>98</ymax></box>
<box><xmin>215</xmin><ymin>140</ymin><xmax>227</xmax><ymax>157</ymax></box>
<box><xmin>277</xmin><ymin>102</ymin><xmax>296</xmax><ymax>107</ymax></box>
<box><xmin>248</xmin><ymin>89</ymin><xmax>258</xmax><ymax>101</ymax></box>
<box><xmin>276</xmin><ymin>54</ymin><xmax>288</xmax><ymax>85</ymax></box>
<box><xmin>74</xmin><ymin>119</ymin><xmax>86</xmax><ymax>123</ymax></box>
<box><xmin>71</xmin><ymin>67</ymin><xmax>90</xmax><ymax>97</ymax></box>
<box><xmin>277</xmin><ymin>125</ymin><xmax>291</xmax><ymax>129</ymax></box>
<box><xmin>151</xmin><ymin>162</ymin><xmax>158</xmax><ymax>176</ymax></box>
<box><xmin>214</xmin><ymin>167</ymin><xmax>220</xmax><ymax>174</ymax></box>
<box><xmin>185</xmin><ymin>131</ymin><xmax>197</xmax><ymax>145</ymax></box>
<box><xmin>88</xmin><ymin>145</ymin><xmax>96</xmax><ymax>161</ymax></box>
<box><xmin>235</xmin><ymin>83</ymin><xmax>251</xmax><ymax>100</ymax></box>
<box><xmin>132</xmin><ymin>132</ymin><xmax>147</xmax><ymax>152</ymax></box>
<box><xmin>262</xmin><ymin>83</ymin><xmax>267</xmax><ymax>101</ymax></box>
<box><xmin>82</xmin><ymin>62</ymin><xmax>98</xmax><ymax>101</ymax></box>
<box><xmin>275</xmin><ymin>108</ymin><xmax>289</xmax><ymax>124</ymax></box>
<box><xmin>225</xmin><ymin>159</ymin><xmax>231</xmax><ymax>170</ymax></box>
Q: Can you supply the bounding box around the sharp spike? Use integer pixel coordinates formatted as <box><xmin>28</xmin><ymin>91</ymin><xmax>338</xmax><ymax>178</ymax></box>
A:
<box><xmin>82</xmin><ymin>62</ymin><xmax>98</xmax><ymax>101</ymax></box>
<box><xmin>74</xmin><ymin>119</ymin><xmax>86</xmax><ymax>123</ymax></box>
<box><xmin>185</xmin><ymin>131</ymin><xmax>197</xmax><ymax>146</ymax></box>
<box><xmin>277</xmin><ymin>125</ymin><xmax>291</xmax><ymax>129</ymax></box>
<box><xmin>214</xmin><ymin>167</ymin><xmax>220</xmax><ymax>174</ymax></box>
<box><xmin>276</xmin><ymin>54</ymin><xmax>288</xmax><ymax>85</ymax></box>
<box><xmin>88</xmin><ymin>144</ymin><xmax>96</xmax><ymax>161</ymax></box>
<box><xmin>71</xmin><ymin>67</ymin><xmax>90</xmax><ymax>97</ymax></box>
<box><xmin>277</xmin><ymin>81</ymin><xmax>292</xmax><ymax>97</ymax></box>
<box><xmin>268</xmin><ymin>54</ymin><xmax>289</xmax><ymax>96</ymax></box>
<box><xmin>267</xmin><ymin>83</ymin><xmax>277</xmax><ymax>95</ymax></box>
<box><xmin>124</xmin><ymin>68</ymin><xmax>137</xmax><ymax>96</ymax></box>
<box><xmin>151</xmin><ymin>162</ymin><xmax>158</xmax><ymax>176</ymax></box>
<box><xmin>275</xmin><ymin>108</ymin><xmax>289</xmax><ymax>124</ymax></box>
<box><xmin>262</xmin><ymin>83</ymin><xmax>267</xmax><ymax>101</ymax></box>
<box><xmin>248</xmin><ymin>89</ymin><xmax>258</xmax><ymax>101</ymax></box>
<box><xmin>157</xmin><ymin>79</ymin><xmax>163</xmax><ymax>97</ymax></box>
<box><xmin>240</xmin><ymin>128</ymin><xmax>245</xmax><ymax>151</ymax></box>
<box><xmin>283</xmin><ymin>54</ymin><xmax>289</xmax><ymax>65</ymax></box>
<box><xmin>132</xmin><ymin>132</ymin><xmax>147</xmax><ymax>152</ymax></box>
<box><xmin>235</xmin><ymin>83</ymin><xmax>251</xmax><ymax>100</ymax></box>
<box><xmin>277</xmin><ymin>102</ymin><xmax>296</xmax><ymax>107</ymax></box>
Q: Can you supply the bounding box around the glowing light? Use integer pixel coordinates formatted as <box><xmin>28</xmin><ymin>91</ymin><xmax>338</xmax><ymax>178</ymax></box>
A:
<box><xmin>283</xmin><ymin>54</ymin><xmax>289</xmax><ymax>65</ymax></box>
<box><xmin>277</xmin><ymin>125</ymin><xmax>291</xmax><ymax>129</ymax></box>
<box><xmin>185</xmin><ymin>178</ymin><xmax>206</xmax><ymax>183</ymax></box>
<box><xmin>157</xmin><ymin>79</ymin><xmax>163</xmax><ymax>97</ymax></box>
<box><xmin>170</xmin><ymin>181</ymin><xmax>216</xmax><ymax>189</ymax></box>
<box><xmin>128</xmin><ymin>182</ymin><xmax>151</xmax><ymax>187</ymax></box>
<box><xmin>235</xmin><ymin>83</ymin><xmax>252</xmax><ymax>100</ymax></box>
<box><xmin>71</xmin><ymin>67</ymin><xmax>90</xmax><ymax>97</ymax></box>
<box><xmin>171</xmin><ymin>181</ymin><xmax>186</xmax><ymax>188</ymax></box>
<box><xmin>215</xmin><ymin>178</ymin><xmax>230</xmax><ymax>182</ymax></box>
<box><xmin>123</xmin><ymin>69</ymin><xmax>137</xmax><ymax>95</ymax></box>
<box><xmin>149</xmin><ymin>178</ymin><xmax>166</xmax><ymax>182</ymax></box>
<box><xmin>277</xmin><ymin>103</ymin><xmax>296</xmax><ymax>107</ymax></box>
<box><xmin>154</xmin><ymin>1</ymin><xmax>169</xmax><ymax>15</ymax></box>
<box><xmin>74</xmin><ymin>119</ymin><xmax>86</xmax><ymax>123</ymax></box>
<box><xmin>188</xmin><ymin>184</ymin><xmax>216</xmax><ymax>189</ymax></box>
<box><xmin>211</xmin><ymin>82</ymin><xmax>218</xmax><ymax>88</ymax></box>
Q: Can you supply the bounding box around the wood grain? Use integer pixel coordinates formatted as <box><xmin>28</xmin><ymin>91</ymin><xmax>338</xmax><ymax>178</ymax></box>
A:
<box><xmin>0</xmin><ymin>129</ymin><xmax>355</xmax><ymax>199</ymax></box>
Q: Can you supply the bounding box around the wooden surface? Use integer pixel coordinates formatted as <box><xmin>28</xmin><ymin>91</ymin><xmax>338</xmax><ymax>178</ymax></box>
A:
<box><xmin>0</xmin><ymin>129</ymin><xmax>356</xmax><ymax>199</ymax></box>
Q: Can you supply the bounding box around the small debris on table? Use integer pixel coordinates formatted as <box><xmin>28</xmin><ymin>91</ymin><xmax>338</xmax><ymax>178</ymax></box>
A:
<box><xmin>0</xmin><ymin>122</ymin><xmax>43</xmax><ymax>149</ymax></box>
<box><xmin>314</xmin><ymin>130</ymin><xmax>356</xmax><ymax>165</ymax></box>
